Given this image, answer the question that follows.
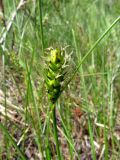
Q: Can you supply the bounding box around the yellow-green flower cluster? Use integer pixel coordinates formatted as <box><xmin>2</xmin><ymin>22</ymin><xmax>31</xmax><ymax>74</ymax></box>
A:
<box><xmin>46</xmin><ymin>48</ymin><xmax>65</xmax><ymax>103</ymax></box>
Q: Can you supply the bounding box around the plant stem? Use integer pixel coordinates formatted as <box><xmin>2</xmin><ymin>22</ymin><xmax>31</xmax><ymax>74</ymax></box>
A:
<box><xmin>38</xmin><ymin>0</ymin><xmax>44</xmax><ymax>53</ymax></box>
<box><xmin>52</xmin><ymin>105</ymin><xmax>61</xmax><ymax>160</ymax></box>
<box><xmin>45</xmin><ymin>107</ymin><xmax>51</xmax><ymax>160</ymax></box>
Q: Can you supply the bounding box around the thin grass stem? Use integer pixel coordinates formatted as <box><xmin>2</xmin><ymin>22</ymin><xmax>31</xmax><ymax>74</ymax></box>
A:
<box><xmin>45</xmin><ymin>106</ymin><xmax>52</xmax><ymax>160</ymax></box>
<box><xmin>38</xmin><ymin>0</ymin><xmax>44</xmax><ymax>53</ymax></box>
<box><xmin>52</xmin><ymin>104</ymin><xmax>61</xmax><ymax>160</ymax></box>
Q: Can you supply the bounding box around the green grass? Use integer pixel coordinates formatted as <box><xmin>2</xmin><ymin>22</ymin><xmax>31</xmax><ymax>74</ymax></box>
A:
<box><xmin>0</xmin><ymin>0</ymin><xmax>120</xmax><ymax>159</ymax></box>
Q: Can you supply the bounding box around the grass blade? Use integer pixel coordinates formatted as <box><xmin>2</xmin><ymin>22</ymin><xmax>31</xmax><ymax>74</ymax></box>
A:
<box><xmin>0</xmin><ymin>123</ymin><xmax>26</xmax><ymax>160</ymax></box>
<box><xmin>64</xmin><ymin>16</ymin><xmax>120</xmax><ymax>88</ymax></box>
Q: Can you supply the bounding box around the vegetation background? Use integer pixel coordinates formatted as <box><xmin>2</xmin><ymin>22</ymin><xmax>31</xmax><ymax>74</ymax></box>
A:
<box><xmin>0</xmin><ymin>0</ymin><xmax>120</xmax><ymax>159</ymax></box>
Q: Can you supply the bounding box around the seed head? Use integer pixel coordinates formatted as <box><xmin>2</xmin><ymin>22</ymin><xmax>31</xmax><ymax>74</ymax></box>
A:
<box><xmin>45</xmin><ymin>48</ymin><xmax>65</xmax><ymax>103</ymax></box>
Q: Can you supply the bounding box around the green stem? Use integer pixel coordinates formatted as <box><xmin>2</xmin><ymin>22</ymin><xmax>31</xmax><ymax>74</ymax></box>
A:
<box><xmin>45</xmin><ymin>107</ymin><xmax>51</xmax><ymax>160</ymax></box>
<box><xmin>52</xmin><ymin>105</ymin><xmax>61</xmax><ymax>160</ymax></box>
<box><xmin>38</xmin><ymin>0</ymin><xmax>44</xmax><ymax>53</ymax></box>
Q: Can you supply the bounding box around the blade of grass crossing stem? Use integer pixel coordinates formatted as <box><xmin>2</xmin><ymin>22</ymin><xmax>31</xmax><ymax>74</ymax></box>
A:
<box><xmin>60</xmin><ymin>106</ymin><xmax>79</xmax><ymax>158</ymax></box>
<box><xmin>0</xmin><ymin>123</ymin><xmax>26</xmax><ymax>160</ymax></box>
<box><xmin>64</xmin><ymin>16</ymin><xmax>120</xmax><ymax>89</ymax></box>
<box><xmin>58</xmin><ymin>102</ymin><xmax>75</xmax><ymax>159</ymax></box>
<box><xmin>59</xmin><ymin>112</ymin><xmax>79</xmax><ymax>159</ymax></box>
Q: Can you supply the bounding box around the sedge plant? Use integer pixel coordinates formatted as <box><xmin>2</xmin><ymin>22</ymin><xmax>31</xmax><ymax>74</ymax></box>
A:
<box><xmin>45</xmin><ymin>16</ymin><xmax>120</xmax><ymax>159</ymax></box>
<box><xmin>0</xmin><ymin>0</ymin><xmax>120</xmax><ymax>159</ymax></box>
<box><xmin>45</xmin><ymin>47</ymin><xmax>70</xmax><ymax>159</ymax></box>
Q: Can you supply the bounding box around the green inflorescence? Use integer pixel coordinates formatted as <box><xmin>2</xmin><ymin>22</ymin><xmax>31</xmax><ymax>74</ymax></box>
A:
<box><xmin>46</xmin><ymin>48</ymin><xmax>65</xmax><ymax>103</ymax></box>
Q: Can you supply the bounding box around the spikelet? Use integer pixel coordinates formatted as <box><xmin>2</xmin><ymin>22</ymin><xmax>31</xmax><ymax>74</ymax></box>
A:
<box><xmin>45</xmin><ymin>47</ymin><xmax>69</xmax><ymax>103</ymax></box>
